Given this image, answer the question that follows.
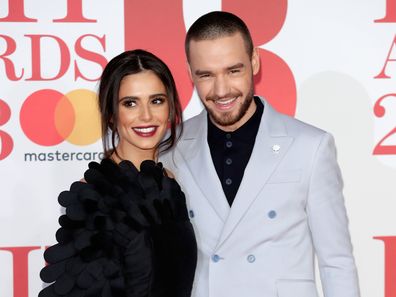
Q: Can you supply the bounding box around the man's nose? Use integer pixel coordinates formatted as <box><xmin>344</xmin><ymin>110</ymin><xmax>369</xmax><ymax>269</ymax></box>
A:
<box><xmin>213</xmin><ymin>75</ymin><xmax>230</xmax><ymax>98</ymax></box>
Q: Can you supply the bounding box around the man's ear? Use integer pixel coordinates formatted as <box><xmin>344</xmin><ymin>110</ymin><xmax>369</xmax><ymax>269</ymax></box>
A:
<box><xmin>251</xmin><ymin>47</ymin><xmax>260</xmax><ymax>75</ymax></box>
<box><xmin>186</xmin><ymin>62</ymin><xmax>193</xmax><ymax>80</ymax></box>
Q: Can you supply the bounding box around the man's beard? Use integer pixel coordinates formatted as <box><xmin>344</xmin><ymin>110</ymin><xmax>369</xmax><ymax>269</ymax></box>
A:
<box><xmin>205</xmin><ymin>85</ymin><xmax>254</xmax><ymax>129</ymax></box>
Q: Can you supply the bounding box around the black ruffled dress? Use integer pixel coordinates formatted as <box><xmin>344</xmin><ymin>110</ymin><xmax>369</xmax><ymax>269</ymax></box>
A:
<box><xmin>39</xmin><ymin>159</ymin><xmax>197</xmax><ymax>297</ymax></box>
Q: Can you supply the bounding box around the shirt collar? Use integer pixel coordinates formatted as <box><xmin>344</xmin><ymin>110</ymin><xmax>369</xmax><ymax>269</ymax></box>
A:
<box><xmin>207</xmin><ymin>96</ymin><xmax>264</xmax><ymax>143</ymax></box>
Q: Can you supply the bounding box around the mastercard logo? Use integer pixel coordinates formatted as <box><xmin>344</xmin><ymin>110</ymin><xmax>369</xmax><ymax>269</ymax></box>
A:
<box><xmin>20</xmin><ymin>89</ymin><xmax>101</xmax><ymax>146</ymax></box>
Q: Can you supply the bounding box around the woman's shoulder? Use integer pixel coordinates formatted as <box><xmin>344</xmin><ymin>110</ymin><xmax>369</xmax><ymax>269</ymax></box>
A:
<box><xmin>75</xmin><ymin>158</ymin><xmax>177</xmax><ymax>190</ymax></box>
<box><xmin>62</xmin><ymin>159</ymin><xmax>136</xmax><ymax>200</ymax></box>
<box><xmin>163</xmin><ymin>168</ymin><xmax>175</xmax><ymax>179</ymax></box>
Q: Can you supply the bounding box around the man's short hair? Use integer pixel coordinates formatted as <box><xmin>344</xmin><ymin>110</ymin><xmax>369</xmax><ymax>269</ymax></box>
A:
<box><xmin>185</xmin><ymin>11</ymin><xmax>254</xmax><ymax>61</ymax></box>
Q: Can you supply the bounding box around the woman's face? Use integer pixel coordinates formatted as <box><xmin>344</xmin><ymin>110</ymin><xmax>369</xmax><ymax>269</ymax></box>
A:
<box><xmin>116</xmin><ymin>70</ymin><xmax>169</xmax><ymax>155</ymax></box>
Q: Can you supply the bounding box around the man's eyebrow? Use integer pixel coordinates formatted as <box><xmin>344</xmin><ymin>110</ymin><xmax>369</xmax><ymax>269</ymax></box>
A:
<box><xmin>194</xmin><ymin>69</ymin><xmax>212</xmax><ymax>76</ymax></box>
<box><xmin>227</xmin><ymin>63</ymin><xmax>244</xmax><ymax>70</ymax></box>
<box><xmin>194</xmin><ymin>63</ymin><xmax>245</xmax><ymax>76</ymax></box>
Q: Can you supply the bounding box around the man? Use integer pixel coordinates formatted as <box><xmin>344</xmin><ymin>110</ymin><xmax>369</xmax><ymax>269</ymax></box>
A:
<box><xmin>161</xmin><ymin>11</ymin><xmax>360</xmax><ymax>297</ymax></box>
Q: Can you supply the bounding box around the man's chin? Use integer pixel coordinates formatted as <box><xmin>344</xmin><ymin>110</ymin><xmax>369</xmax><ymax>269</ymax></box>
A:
<box><xmin>209</xmin><ymin>111</ymin><xmax>240</xmax><ymax>128</ymax></box>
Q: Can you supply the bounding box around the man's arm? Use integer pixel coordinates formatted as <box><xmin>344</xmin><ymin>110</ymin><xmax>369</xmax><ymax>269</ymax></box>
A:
<box><xmin>307</xmin><ymin>132</ymin><xmax>360</xmax><ymax>297</ymax></box>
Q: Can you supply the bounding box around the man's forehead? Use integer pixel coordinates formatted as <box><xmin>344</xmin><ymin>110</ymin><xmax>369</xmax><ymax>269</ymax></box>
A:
<box><xmin>189</xmin><ymin>41</ymin><xmax>249</xmax><ymax>70</ymax></box>
<box><xmin>189</xmin><ymin>32</ymin><xmax>244</xmax><ymax>48</ymax></box>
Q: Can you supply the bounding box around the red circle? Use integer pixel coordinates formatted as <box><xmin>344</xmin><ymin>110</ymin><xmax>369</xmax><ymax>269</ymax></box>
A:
<box><xmin>20</xmin><ymin>89</ymin><xmax>72</xmax><ymax>146</ymax></box>
<box><xmin>0</xmin><ymin>99</ymin><xmax>11</xmax><ymax>125</ymax></box>
<box><xmin>0</xmin><ymin>130</ymin><xmax>13</xmax><ymax>160</ymax></box>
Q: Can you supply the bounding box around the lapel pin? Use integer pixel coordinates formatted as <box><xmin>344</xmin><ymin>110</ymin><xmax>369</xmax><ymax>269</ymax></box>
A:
<box><xmin>272</xmin><ymin>144</ymin><xmax>281</xmax><ymax>153</ymax></box>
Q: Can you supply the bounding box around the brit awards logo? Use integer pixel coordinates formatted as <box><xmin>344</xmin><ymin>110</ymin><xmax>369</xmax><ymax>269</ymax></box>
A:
<box><xmin>0</xmin><ymin>0</ymin><xmax>107</xmax><ymax>161</ymax></box>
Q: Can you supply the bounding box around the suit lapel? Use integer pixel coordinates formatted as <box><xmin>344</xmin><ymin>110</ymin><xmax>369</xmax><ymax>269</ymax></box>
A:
<box><xmin>217</xmin><ymin>99</ymin><xmax>294</xmax><ymax>247</ymax></box>
<box><xmin>177</xmin><ymin>110</ymin><xmax>230</xmax><ymax>222</ymax></box>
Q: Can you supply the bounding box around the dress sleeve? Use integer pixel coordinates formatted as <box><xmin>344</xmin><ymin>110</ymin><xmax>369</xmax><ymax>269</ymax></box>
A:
<box><xmin>39</xmin><ymin>159</ymin><xmax>152</xmax><ymax>297</ymax></box>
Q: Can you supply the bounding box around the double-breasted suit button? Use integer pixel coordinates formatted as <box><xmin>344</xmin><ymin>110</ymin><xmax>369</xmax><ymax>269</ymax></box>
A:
<box><xmin>189</xmin><ymin>210</ymin><xmax>195</xmax><ymax>218</ymax></box>
<box><xmin>268</xmin><ymin>210</ymin><xmax>277</xmax><ymax>219</ymax></box>
<box><xmin>225</xmin><ymin>178</ymin><xmax>232</xmax><ymax>185</ymax></box>
<box><xmin>212</xmin><ymin>254</ymin><xmax>221</xmax><ymax>263</ymax></box>
<box><xmin>226</xmin><ymin>141</ymin><xmax>233</xmax><ymax>148</ymax></box>
<box><xmin>247</xmin><ymin>254</ymin><xmax>256</xmax><ymax>263</ymax></box>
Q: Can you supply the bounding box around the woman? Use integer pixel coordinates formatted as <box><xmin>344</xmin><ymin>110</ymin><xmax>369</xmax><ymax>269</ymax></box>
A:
<box><xmin>39</xmin><ymin>50</ymin><xmax>197</xmax><ymax>297</ymax></box>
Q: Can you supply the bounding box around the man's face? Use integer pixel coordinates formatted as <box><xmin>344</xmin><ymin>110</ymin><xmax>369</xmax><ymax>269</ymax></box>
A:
<box><xmin>187</xmin><ymin>33</ymin><xmax>260</xmax><ymax>131</ymax></box>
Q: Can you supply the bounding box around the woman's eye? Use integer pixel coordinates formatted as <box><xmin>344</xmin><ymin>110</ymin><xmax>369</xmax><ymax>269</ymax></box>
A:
<box><xmin>152</xmin><ymin>97</ymin><xmax>165</xmax><ymax>105</ymax></box>
<box><xmin>122</xmin><ymin>99</ymin><xmax>136</xmax><ymax>107</ymax></box>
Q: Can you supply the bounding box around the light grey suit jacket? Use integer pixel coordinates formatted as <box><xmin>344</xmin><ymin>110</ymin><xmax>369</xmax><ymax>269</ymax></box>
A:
<box><xmin>160</xmin><ymin>98</ymin><xmax>360</xmax><ymax>297</ymax></box>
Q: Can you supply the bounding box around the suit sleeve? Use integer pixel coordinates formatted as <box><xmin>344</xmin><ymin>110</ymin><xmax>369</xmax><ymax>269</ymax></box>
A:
<box><xmin>306</xmin><ymin>132</ymin><xmax>360</xmax><ymax>297</ymax></box>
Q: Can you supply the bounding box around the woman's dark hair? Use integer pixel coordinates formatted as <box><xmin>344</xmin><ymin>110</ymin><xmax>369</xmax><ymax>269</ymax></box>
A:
<box><xmin>98</xmin><ymin>49</ymin><xmax>183</xmax><ymax>159</ymax></box>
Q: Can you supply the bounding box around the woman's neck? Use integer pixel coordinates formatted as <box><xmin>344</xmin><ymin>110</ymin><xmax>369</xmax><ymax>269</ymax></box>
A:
<box><xmin>113</xmin><ymin>144</ymin><xmax>157</xmax><ymax>169</ymax></box>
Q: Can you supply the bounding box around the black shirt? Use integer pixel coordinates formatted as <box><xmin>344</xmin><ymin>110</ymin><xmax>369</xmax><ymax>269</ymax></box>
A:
<box><xmin>207</xmin><ymin>96</ymin><xmax>264</xmax><ymax>206</ymax></box>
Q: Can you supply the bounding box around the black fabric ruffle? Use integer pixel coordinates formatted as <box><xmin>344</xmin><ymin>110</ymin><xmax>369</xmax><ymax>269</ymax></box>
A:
<box><xmin>39</xmin><ymin>159</ymin><xmax>197</xmax><ymax>297</ymax></box>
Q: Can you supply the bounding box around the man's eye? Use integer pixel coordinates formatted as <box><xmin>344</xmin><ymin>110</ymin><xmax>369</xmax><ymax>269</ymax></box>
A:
<box><xmin>199</xmin><ymin>74</ymin><xmax>210</xmax><ymax>79</ymax></box>
<box><xmin>230</xmin><ymin>69</ymin><xmax>240</xmax><ymax>74</ymax></box>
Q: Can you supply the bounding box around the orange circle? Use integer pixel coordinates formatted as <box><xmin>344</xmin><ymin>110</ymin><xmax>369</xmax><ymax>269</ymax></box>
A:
<box><xmin>62</xmin><ymin>89</ymin><xmax>101</xmax><ymax>146</ymax></box>
<box><xmin>55</xmin><ymin>95</ymin><xmax>75</xmax><ymax>139</ymax></box>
